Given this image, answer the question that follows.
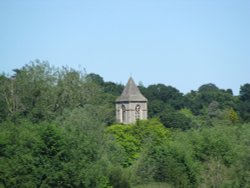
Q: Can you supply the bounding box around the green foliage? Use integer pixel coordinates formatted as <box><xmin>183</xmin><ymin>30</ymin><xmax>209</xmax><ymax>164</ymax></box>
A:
<box><xmin>106</xmin><ymin>119</ymin><xmax>170</xmax><ymax>167</ymax></box>
<box><xmin>239</xmin><ymin>83</ymin><xmax>250</xmax><ymax>101</ymax></box>
<box><xmin>0</xmin><ymin>107</ymin><xmax>112</xmax><ymax>187</ymax></box>
<box><xmin>148</xmin><ymin>101</ymin><xmax>196</xmax><ymax>130</ymax></box>
<box><xmin>160</xmin><ymin>110</ymin><xmax>196</xmax><ymax>130</ymax></box>
<box><xmin>0</xmin><ymin>75</ymin><xmax>11</xmax><ymax>122</ymax></box>
<box><xmin>141</xmin><ymin>84</ymin><xmax>184</xmax><ymax>110</ymax></box>
<box><xmin>0</xmin><ymin>121</ymin><xmax>67</xmax><ymax>187</ymax></box>
<box><xmin>239</xmin><ymin>83</ymin><xmax>250</xmax><ymax>121</ymax></box>
<box><xmin>132</xmin><ymin>139</ymin><xmax>200</xmax><ymax>187</ymax></box>
<box><xmin>86</xmin><ymin>73</ymin><xmax>104</xmax><ymax>85</ymax></box>
<box><xmin>184</xmin><ymin>84</ymin><xmax>238</xmax><ymax>117</ymax></box>
<box><xmin>180</xmin><ymin>124</ymin><xmax>250</xmax><ymax>187</ymax></box>
<box><xmin>229</xmin><ymin>107</ymin><xmax>239</xmax><ymax>124</ymax></box>
<box><xmin>134</xmin><ymin>182</ymin><xmax>171</xmax><ymax>188</ymax></box>
<box><xmin>207</xmin><ymin>101</ymin><xmax>220</xmax><ymax>118</ymax></box>
<box><xmin>198</xmin><ymin>83</ymin><xmax>219</xmax><ymax>93</ymax></box>
<box><xmin>0</xmin><ymin>61</ymin><xmax>116</xmax><ymax>125</ymax></box>
<box><xmin>103</xmin><ymin>81</ymin><xmax>124</xmax><ymax>96</ymax></box>
<box><xmin>108</xmin><ymin>167</ymin><xmax>131</xmax><ymax>188</ymax></box>
<box><xmin>106</xmin><ymin>124</ymin><xmax>140</xmax><ymax>167</ymax></box>
<box><xmin>133</xmin><ymin>119</ymin><xmax>170</xmax><ymax>145</ymax></box>
<box><xmin>1</xmin><ymin>62</ymin><xmax>250</xmax><ymax>187</ymax></box>
<box><xmin>14</xmin><ymin>60</ymin><xmax>58</xmax><ymax>122</ymax></box>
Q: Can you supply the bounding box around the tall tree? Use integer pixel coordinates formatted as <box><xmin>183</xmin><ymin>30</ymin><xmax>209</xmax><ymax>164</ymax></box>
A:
<box><xmin>239</xmin><ymin>83</ymin><xmax>250</xmax><ymax>121</ymax></box>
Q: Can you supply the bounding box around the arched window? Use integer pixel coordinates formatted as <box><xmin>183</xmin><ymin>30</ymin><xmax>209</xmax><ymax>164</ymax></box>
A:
<box><xmin>121</xmin><ymin>105</ymin><xmax>126</xmax><ymax>123</ymax></box>
<box><xmin>135</xmin><ymin>105</ymin><xmax>141</xmax><ymax>120</ymax></box>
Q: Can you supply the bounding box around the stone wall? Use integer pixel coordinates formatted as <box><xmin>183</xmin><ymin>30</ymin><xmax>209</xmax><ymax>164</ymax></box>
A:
<box><xmin>116</xmin><ymin>101</ymin><xmax>147</xmax><ymax>124</ymax></box>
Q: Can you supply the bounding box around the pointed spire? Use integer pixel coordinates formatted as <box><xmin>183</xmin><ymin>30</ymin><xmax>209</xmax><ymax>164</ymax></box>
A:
<box><xmin>116</xmin><ymin>77</ymin><xmax>148</xmax><ymax>102</ymax></box>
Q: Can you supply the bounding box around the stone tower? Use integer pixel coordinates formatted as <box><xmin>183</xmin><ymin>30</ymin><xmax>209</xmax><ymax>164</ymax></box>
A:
<box><xmin>116</xmin><ymin>77</ymin><xmax>148</xmax><ymax>124</ymax></box>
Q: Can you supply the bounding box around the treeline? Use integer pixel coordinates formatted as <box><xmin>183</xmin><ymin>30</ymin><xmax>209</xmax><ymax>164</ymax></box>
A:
<box><xmin>1</xmin><ymin>60</ymin><xmax>249</xmax><ymax>127</ymax></box>
<box><xmin>0</xmin><ymin>60</ymin><xmax>250</xmax><ymax>187</ymax></box>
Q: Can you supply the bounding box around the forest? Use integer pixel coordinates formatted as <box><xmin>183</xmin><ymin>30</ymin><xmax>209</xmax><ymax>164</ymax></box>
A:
<box><xmin>0</xmin><ymin>60</ymin><xmax>249</xmax><ymax>188</ymax></box>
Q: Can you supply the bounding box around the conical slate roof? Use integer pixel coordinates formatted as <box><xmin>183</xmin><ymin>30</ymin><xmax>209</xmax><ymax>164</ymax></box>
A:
<box><xmin>116</xmin><ymin>77</ymin><xmax>148</xmax><ymax>102</ymax></box>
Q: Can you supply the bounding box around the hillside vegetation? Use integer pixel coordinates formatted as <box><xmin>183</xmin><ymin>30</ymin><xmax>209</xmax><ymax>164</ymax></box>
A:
<box><xmin>0</xmin><ymin>61</ymin><xmax>249</xmax><ymax>187</ymax></box>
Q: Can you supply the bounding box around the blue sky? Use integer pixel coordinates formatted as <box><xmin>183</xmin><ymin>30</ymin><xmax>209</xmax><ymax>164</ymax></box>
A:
<box><xmin>0</xmin><ymin>0</ymin><xmax>249</xmax><ymax>95</ymax></box>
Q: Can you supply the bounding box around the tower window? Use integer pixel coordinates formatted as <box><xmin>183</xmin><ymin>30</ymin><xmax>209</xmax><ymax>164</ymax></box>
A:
<box><xmin>121</xmin><ymin>105</ymin><xmax>126</xmax><ymax>123</ymax></box>
<box><xmin>135</xmin><ymin>105</ymin><xmax>141</xmax><ymax>120</ymax></box>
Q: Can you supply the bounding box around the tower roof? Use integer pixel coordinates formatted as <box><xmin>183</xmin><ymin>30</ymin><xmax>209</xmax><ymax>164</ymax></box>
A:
<box><xmin>116</xmin><ymin>77</ymin><xmax>148</xmax><ymax>102</ymax></box>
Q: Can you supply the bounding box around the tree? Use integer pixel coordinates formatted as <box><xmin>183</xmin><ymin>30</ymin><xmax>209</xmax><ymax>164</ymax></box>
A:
<box><xmin>133</xmin><ymin>137</ymin><xmax>200</xmax><ymax>187</ymax></box>
<box><xmin>86</xmin><ymin>73</ymin><xmax>104</xmax><ymax>86</ymax></box>
<box><xmin>106</xmin><ymin>119</ymin><xmax>170</xmax><ymax>167</ymax></box>
<box><xmin>142</xmin><ymin>84</ymin><xmax>184</xmax><ymax>110</ymax></box>
<box><xmin>184</xmin><ymin>84</ymin><xmax>238</xmax><ymax>117</ymax></box>
<box><xmin>154</xmin><ymin>104</ymin><xmax>196</xmax><ymax>130</ymax></box>
<box><xmin>239</xmin><ymin>83</ymin><xmax>250</xmax><ymax>121</ymax></box>
<box><xmin>0</xmin><ymin>74</ymin><xmax>12</xmax><ymax>121</ymax></box>
<box><xmin>207</xmin><ymin>101</ymin><xmax>220</xmax><ymax>118</ymax></box>
<box><xmin>103</xmin><ymin>81</ymin><xmax>123</xmax><ymax>96</ymax></box>
<box><xmin>198</xmin><ymin>83</ymin><xmax>219</xmax><ymax>93</ymax></box>
<box><xmin>148</xmin><ymin>100</ymin><xmax>165</xmax><ymax>118</ymax></box>
<box><xmin>239</xmin><ymin>84</ymin><xmax>250</xmax><ymax>101</ymax></box>
<box><xmin>0</xmin><ymin>121</ymin><xmax>68</xmax><ymax>187</ymax></box>
<box><xmin>229</xmin><ymin>108</ymin><xmax>239</xmax><ymax>124</ymax></box>
<box><xmin>12</xmin><ymin>60</ymin><xmax>58</xmax><ymax>122</ymax></box>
